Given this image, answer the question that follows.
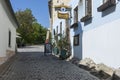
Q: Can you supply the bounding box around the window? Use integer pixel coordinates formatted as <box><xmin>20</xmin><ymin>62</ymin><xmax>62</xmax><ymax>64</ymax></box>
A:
<box><xmin>60</xmin><ymin>22</ymin><xmax>62</xmax><ymax>34</ymax></box>
<box><xmin>74</xmin><ymin>34</ymin><xmax>79</xmax><ymax>46</ymax></box>
<box><xmin>81</xmin><ymin>0</ymin><xmax>92</xmax><ymax>22</ymax></box>
<box><xmin>53</xmin><ymin>29</ymin><xmax>55</xmax><ymax>35</ymax></box>
<box><xmin>74</xmin><ymin>6</ymin><xmax>78</xmax><ymax>23</ymax></box>
<box><xmin>56</xmin><ymin>26</ymin><xmax>58</xmax><ymax>34</ymax></box>
<box><xmin>57</xmin><ymin>0</ymin><xmax>59</xmax><ymax>3</ymax></box>
<box><xmin>8</xmin><ymin>30</ymin><xmax>11</xmax><ymax>47</ymax></box>
<box><xmin>85</xmin><ymin>0</ymin><xmax>92</xmax><ymax>16</ymax></box>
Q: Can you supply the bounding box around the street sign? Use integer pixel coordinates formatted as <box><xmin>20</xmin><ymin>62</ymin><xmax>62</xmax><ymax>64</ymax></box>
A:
<box><xmin>58</xmin><ymin>12</ymin><xmax>69</xmax><ymax>19</ymax></box>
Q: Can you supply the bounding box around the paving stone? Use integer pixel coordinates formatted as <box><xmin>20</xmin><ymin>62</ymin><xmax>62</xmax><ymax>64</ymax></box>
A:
<box><xmin>0</xmin><ymin>45</ymin><xmax>100</xmax><ymax>80</ymax></box>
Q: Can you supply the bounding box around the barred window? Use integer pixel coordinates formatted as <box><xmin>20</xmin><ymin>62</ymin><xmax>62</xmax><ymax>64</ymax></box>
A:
<box><xmin>57</xmin><ymin>0</ymin><xmax>59</xmax><ymax>3</ymax></box>
<box><xmin>60</xmin><ymin>22</ymin><xmax>62</xmax><ymax>34</ymax></box>
<box><xmin>56</xmin><ymin>26</ymin><xmax>58</xmax><ymax>34</ymax></box>
<box><xmin>74</xmin><ymin>6</ymin><xmax>78</xmax><ymax>23</ymax></box>
<box><xmin>85</xmin><ymin>0</ymin><xmax>92</xmax><ymax>15</ymax></box>
<box><xmin>74</xmin><ymin>34</ymin><xmax>79</xmax><ymax>46</ymax></box>
<box><xmin>8</xmin><ymin>30</ymin><xmax>11</xmax><ymax>47</ymax></box>
<box><xmin>53</xmin><ymin>29</ymin><xmax>55</xmax><ymax>35</ymax></box>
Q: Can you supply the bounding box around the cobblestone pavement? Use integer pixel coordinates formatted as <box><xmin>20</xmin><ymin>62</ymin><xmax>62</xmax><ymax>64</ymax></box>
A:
<box><xmin>0</xmin><ymin>45</ymin><xmax>99</xmax><ymax>80</ymax></box>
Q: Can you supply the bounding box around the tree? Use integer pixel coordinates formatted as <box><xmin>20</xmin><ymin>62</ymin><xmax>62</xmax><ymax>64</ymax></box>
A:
<box><xmin>16</xmin><ymin>8</ymin><xmax>47</xmax><ymax>45</ymax></box>
<box><xmin>32</xmin><ymin>22</ymin><xmax>47</xmax><ymax>44</ymax></box>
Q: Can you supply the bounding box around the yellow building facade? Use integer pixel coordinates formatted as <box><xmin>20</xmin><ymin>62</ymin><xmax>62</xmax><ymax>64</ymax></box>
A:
<box><xmin>48</xmin><ymin>0</ymin><xmax>71</xmax><ymax>33</ymax></box>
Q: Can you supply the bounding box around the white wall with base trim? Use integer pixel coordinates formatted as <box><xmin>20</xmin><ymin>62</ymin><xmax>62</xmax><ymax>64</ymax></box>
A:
<box><xmin>83</xmin><ymin>19</ymin><xmax>120</xmax><ymax>68</ymax></box>
<box><xmin>0</xmin><ymin>1</ymin><xmax>17</xmax><ymax>58</ymax></box>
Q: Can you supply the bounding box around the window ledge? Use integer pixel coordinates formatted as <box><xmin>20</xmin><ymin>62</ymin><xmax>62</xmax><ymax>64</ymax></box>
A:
<box><xmin>70</xmin><ymin>22</ymin><xmax>78</xmax><ymax>28</ymax></box>
<box><xmin>57</xmin><ymin>33</ymin><xmax>62</xmax><ymax>36</ymax></box>
<box><xmin>80</xmin><ymin>14</ymin><xmax>92</xmax><ymax>22</ymax></box>
<box><xmin>97</xmin><ymin>0</ymin><xmax>116</xmax><ymax>12</ymax></box>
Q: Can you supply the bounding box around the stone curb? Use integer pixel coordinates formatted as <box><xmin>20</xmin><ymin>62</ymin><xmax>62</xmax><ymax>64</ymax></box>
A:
<box><xmin>67</xmin><ymin>57</ymin><xmax>120</xmax><ymax>80</ymax></box>
<box><xmin>0</xmin><ymin>54</ymin><xmax>16</xmax><ymax>77</ymax></box>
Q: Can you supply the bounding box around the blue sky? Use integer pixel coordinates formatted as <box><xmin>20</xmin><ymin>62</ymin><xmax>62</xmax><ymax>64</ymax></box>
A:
<box><xmin>10</xmin><ymin>0</ymin><xmax>49</xmax><ymax>28</ymax></box>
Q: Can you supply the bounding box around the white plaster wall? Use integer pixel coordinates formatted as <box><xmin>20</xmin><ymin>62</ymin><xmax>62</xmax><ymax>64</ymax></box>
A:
<box><xmin>69</xmin><ymin>0</ymin><xmax>79</xmax><ymax>25</ymax></box>
<box><xmin>73</xmin><ymin>33</ymin><xmax>83</xmax><ymax>59</ymax></box>
<box><xmin>70</xmin><ymin>28</ymin><xmax>74</xmax><ymax>58</ymax></box>
<box><xmin>68</xmin><ymin>0</ymin><xmax>120</xmax><ymax>68</ymax></box>
<box><xmin>7</xmin><ymin>25</ymin><xmax>16</xmax><ymax>51</ymax></box>
<box><xmin>0</xmin><ymin>1</ymin><xmax>8</xmax><ymax>57</ymax></box>
<box><xmin>83</xmin><ymin>19</ymin><xmax>120</xmax><ymax>68</ymax></box>
<box><xmin>53</xmin><ymin>19</ymin><xmax>66</xmax><ymax>36</ymax></box>
<box><xmin>0</xmin><ymin>1</ymin><xmax>17</xmax><ymax>57</ymax></box>
<box><xmin>69</xmin><ymin>0</ymin><xmax>82</xmax><ymax>59</ymax></box>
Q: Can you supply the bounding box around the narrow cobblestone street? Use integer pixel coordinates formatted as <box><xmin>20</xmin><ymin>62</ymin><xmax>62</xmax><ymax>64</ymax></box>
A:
<box><xmin>0</xmin><ymin>45</ymin><xmax>99</xmax><ymax>80</ymax></box>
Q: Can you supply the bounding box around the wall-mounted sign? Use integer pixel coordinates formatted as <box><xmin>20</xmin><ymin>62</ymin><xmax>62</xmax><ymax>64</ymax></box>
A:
<box><xmin>55</xmin><ymin>5</ymin><xmax>71</xmax><ymax>11</ymax></box>
<box><xmin>55</xmin><ymin>5</ymin><xmax>71</xmax><ymax>19</ymax></box>
<box><xmin>61</xmin><ymin>7</ymin><xmax>66</xmax><ymax>12</ymax></box>
<box><xmin>58</xmin><ymin>12</ymin><xmax>69</xmax><ymax>19</ymax></box>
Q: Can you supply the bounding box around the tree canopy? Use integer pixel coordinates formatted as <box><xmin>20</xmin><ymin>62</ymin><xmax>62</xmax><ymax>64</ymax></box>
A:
<box><xmin>16</xmin><ymin>9</ymin><xmax>47</xmax><ymax>45</ymax></box>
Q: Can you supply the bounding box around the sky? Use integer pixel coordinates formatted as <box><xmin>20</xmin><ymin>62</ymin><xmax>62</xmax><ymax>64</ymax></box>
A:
<box><xmin>10</xmin><ymin>0</ymin><xmax>50</xmax><ymax>28</ymax></box>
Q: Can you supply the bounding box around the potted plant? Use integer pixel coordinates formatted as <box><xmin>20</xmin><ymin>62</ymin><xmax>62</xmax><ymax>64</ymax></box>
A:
<box><xmin>57</xmin><ymin>36</ymin><xmax>69</xmax><ymax>59</ymax></box>
<box><xmin>52</xmin><ymin>42</ymin><xmax>59</xmax><ymax>55</ymax></box>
